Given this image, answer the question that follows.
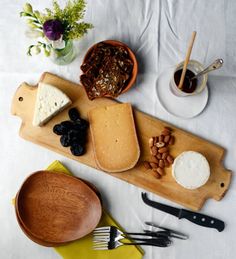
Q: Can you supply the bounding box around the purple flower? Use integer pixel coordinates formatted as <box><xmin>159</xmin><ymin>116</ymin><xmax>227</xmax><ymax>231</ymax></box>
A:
<box><xmin>43</xmin><ymin>19</ymin><xmax>64</xmax><ymax>41</ymax></box>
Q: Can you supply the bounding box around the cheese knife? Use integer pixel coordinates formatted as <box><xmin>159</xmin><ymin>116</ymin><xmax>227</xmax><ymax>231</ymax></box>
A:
<box><xmin>141</xmin><ymin>193</ymin><xmax>225</xmax><ymax>232</ymax></box>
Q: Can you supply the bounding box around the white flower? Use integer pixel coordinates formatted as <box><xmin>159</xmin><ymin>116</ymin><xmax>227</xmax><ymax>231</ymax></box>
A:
<box><xmin>30</xmin><ymin>46</ymin><xmax>41</xmax><ymax>55</ymax></box>
<box><xmin>51</xmin><ymin>35</ymin><xmax>65</xmax><ymax>50</ymax></box>
<box><xmin>25</xmin><ymin>28</ymin><xmax>43</xmax><ymax>39</ymax></box>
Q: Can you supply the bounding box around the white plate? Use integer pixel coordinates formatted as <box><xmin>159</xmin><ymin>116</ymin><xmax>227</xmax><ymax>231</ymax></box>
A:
<box><xmin>156</xmin><ymin>67</ymin><xmax>208</xmax><ymax>119</ymax></box>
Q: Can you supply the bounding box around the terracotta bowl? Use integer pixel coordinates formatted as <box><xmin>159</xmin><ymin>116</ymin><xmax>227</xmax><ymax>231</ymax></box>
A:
<box><xmin>15</xmin><ymin>171</ymin><xmax>102</xmax><ymax>245</ymax></box>
<box><xmin>80</xmin><ymin>40</ymin><xmax>138</xmax><ymax>97</ymax></box>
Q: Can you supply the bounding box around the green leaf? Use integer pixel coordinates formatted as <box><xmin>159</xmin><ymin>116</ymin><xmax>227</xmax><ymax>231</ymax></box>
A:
<box><xmin>65</xmin><ymin>21</ymin><xmax>93</xmax><ymax>40</ymax></box>
<box><xmin>45</xmin><ymin>7</ymin><xmax>52</xmax><ymax>16</ymax></box>
<box><xmin>20</xmin><ymin>11</ymin><xmax>33</xmax><ymax>17</ymax></box>
<box><xmin>20</xmin><ymin>11</ymin><xmax>27</xmax><ymax>17</ymax></box>
<box><xmin>27</xmin><ymin>45</ymin><xmax>35</xmax><ymax>56</ymax></box>
<box><xmin>23</xmin><ymin>3</ymin><xmax>33</xmax><ymax>13</ymax></box>
<box><xmin>53</xmin><ymin>0</ymin><xmax>62</xmax><ymax>14</ymax></box>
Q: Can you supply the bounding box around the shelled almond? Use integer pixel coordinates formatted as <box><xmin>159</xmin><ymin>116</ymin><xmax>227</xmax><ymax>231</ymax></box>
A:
<box><xmin>150</xmin><ymin>146</ymin><xmax>158</xmax><ymax>156</ymax></box>
<box><xmin>143</xmin><ymin>126</ymin><xmax>175</xmax><ymax>179</ymax></box>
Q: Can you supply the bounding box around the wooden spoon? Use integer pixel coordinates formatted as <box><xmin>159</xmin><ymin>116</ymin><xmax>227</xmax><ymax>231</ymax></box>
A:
<box><xmin>178</xmin><ymin>31</ymin><xmax>197</xmax><ymax>90</ymax></box>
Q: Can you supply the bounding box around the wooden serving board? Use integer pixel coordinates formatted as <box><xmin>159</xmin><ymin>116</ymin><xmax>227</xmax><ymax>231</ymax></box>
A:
<box><xmin>11</xmin><ymin>72</ymin><xmax>232</xmax><ymax>211</ymax></box>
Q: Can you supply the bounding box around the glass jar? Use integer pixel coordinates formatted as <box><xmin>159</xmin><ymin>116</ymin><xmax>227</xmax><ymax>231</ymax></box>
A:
<box><xmin>50</xmin><ymin>40</ymin><xmax>76</xmax><ymax>65</ymax></box>
<box><xmin>170</xmin><ymin>60</ymin><xmax>208</xmax><ymax>97</ymax></box>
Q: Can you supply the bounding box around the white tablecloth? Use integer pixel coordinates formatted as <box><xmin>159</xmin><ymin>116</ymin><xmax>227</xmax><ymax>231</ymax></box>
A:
<box><xmin>1</xmin><ymin>0</ymin><xmax>236</xmax><ymax>258</ymax></box>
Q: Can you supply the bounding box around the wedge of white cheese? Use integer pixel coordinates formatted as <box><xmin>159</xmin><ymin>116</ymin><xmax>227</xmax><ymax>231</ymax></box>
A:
<box><xmin>172</xmin><ymin>151</ymin><xmax>210</xmax><ymax>190</ymax></box>
<box><xmin>33</xmin><ymin>82</ymin><xmax>71</xmax><ymax>126</ymax></box>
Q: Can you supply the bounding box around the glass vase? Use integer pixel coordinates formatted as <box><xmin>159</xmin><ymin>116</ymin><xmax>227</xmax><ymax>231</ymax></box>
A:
<box><xmin>50</xmin><ymin>40</ymin><xmax>76</xmax><ymax>65</ymax></box>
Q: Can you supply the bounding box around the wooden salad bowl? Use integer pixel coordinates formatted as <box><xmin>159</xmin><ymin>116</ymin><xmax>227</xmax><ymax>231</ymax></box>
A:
<box><xmin>80</xmin><ymin>39</ymin><xmax>138</xmax><ymax>97</ymax></box>
<box><xmin>15</xmin><ymin>171</ymin><xmax>102</xmax><ymax>245</ymax></box>
<box><xmin>15</xmin><ymin>205</ymin><xmax>58</xmax><ymax>247</ymax></box>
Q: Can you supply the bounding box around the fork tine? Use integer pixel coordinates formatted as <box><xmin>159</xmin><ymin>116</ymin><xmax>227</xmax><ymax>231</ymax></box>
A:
<box><xmin>93</xmin><ymin>232</ymin><xmax>110</xmax><ymax>236</ymax></box>
<box><xmin>93</xmin><ymin>234</ymin><xmax>110</xmax><ymax>237</ymax></box>
<box><xmin>93</xmin><ymin>238</ymin><xmax>110</xmax><ymax>241</ymax></box>
<box><xmin>93</xmin><ymin>229</ymin><xmax>110</xmax><ymax>232</ymax></box>
<box><xmin>93</xmin><ymin>234</ymin><xmax>110</xmax><ymax>238</ymax></box>
<box><xmin>93</xmin><ymin>246</ymin><xmax>108</xmax><ymax>249</ymax></box>
<box><xmin>93</xmin><ymin>236</ymin><xmax>110</xmax><ymax>241</ymax></box>
<box><xmin>93</xmin><ymin>244</ymin><xmax>108</xmax><ymax>249</ymax></box>
<box><xmin>93</xmin><ymin>245</ymin><xmax>108</xmax><ymax>249</ymax></box>
<box><xmin>93</xmin><ymin>238</ymin><xmax>110</xmax><ymax>242</ymax></box>
<box><xmin>93</xmin><ymin>245</ymin><xmax>108</xmax><ymax>248</ymax></box>
<box><xmin>94</xmin><ymin>226</ymin><xmax>111</xmax><ymax>231</ymax></box>
<box><xmin>93</xmin><ymin>233</ymin><xmax>110</xmax><ymax>236</ymax></box>
<box><xmin>93</xmin><ymin>234</ymin><xmax>109</xmax><ymax>238</ymax></box>
<box><xmin>93</xmin><ymin>240</ymin><xmax>108</xmax><ymax>245</ymax></box>
<box><xmin>93</xmin><ymin>246</ymin><xmax>108</xmax><ymax>250</ymax></box>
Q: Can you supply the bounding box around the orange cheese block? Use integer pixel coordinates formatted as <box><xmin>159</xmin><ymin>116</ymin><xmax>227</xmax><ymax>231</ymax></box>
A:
<box><xmin>88</xmin><ymin>103</ymin><xmax>140</xmax><ymax>172</ymax></box>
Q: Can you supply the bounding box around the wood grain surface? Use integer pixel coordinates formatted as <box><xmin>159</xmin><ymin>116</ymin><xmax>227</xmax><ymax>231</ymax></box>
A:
<box><xmin>11</xmin><ymin>72</ymin><xmax>232</xmax><ymax>211</ymax></box>
<box><xmin>15</xmin><ymin>171</ymin><xmax>102</xmax><ymax>244</ymax></box>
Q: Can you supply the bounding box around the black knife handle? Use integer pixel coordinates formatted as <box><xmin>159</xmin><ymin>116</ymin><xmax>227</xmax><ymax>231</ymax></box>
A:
<box><xmin>179</xmin><ymin>209</ymin><xmax>225</xmax><ymax>232</ymax></box>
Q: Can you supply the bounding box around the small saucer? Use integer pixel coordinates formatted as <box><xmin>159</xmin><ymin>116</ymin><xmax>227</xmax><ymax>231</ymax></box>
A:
<box><xmin>156</xmin><ymin>67</ymin><xmax>208</xmax><ymax>119</ymax></box>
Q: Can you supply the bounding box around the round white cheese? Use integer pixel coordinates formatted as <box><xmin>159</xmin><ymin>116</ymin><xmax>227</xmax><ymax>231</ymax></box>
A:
<box><xmin>172</xmin><ymin>151</ymin><xmax>210</xmax><ymax>190</ymax></box>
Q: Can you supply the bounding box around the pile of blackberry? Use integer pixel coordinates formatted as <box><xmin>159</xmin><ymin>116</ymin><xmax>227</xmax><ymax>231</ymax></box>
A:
<box><xmin>53</xmin><ymin>108</ymin><xmax>89</xmax><ymax>156</ymax></box>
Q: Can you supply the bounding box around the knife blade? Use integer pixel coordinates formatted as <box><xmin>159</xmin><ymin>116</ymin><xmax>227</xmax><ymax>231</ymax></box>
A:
<box><xmin>141</xmin><ymin>193</ymin><xmax>225</xmax><ymax>232</ymax></box>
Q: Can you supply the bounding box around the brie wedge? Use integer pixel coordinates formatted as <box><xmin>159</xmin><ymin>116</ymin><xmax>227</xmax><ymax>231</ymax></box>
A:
<box><xmin>172</xmin><ymin>151</ymin><xmax>210</xmax><ymax>190</ymax></box>
<box><xmin>33</xmin><ymin>82</ymin><xmax>71</xmax><ymax>126</ymax></box>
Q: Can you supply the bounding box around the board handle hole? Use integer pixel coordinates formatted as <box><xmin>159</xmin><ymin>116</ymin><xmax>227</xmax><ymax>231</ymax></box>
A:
<box><xmin>18</xmin><ymin>97</ymin><xmax>23</xmax><ymax>102</ymax></box>
<box><xmin>220</xmin><ymin>182</ymin><xmax>225</xmax><ymax>188</ymax></box>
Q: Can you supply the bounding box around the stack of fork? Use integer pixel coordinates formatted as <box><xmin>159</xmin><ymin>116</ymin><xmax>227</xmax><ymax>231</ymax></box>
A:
<box><xmin>93</xmin><ymin>223</ymin><xmax>188</xmax><ymax>250</ymax></box>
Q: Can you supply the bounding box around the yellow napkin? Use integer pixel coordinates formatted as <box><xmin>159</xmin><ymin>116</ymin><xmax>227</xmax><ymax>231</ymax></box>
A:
<box><xmin>46</xmin><ymin>160</ymin><xmax>144</xmax><ymax>259</ymax></box>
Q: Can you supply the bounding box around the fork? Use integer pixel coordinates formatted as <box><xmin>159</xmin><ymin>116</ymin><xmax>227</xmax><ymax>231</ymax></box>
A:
<box><xmin>94</xmin><ymin>226</ymin><xmax>167</xmax><ymax>239</ymax></box>
<box><xmin>93</xmin><ymin>226</ymin><xmax>172</xmax><ymax>248</ymax></box>
<box><xmin>93</xmin><ymin>225</ymin><xmax>187</xmax><ymax>242</ymax></box>
<box><xmin>145</xmin><ymin>222</ymin><xmax>189</xmax><ymax>240</ymax></box>
<box><xmin>93</xmin><ymin>234</ymin><xmax>170</xmax><ymax>244</ymax></box>
<box><xmin>93</xmin><ymin>238</ymin><xmax>172</xmax><ymax>250</ymax></box>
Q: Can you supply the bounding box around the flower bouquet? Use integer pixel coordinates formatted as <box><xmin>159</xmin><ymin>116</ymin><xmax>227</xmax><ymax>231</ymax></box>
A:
<box><xmin>20</xmin><ymin>0</ymin><xmax>93</xmax><ymax>65</ymax></box>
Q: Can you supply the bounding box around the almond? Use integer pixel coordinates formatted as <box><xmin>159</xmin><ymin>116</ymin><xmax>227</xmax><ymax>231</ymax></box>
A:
<box><xmin>161</xmin><ymin>129</ymin><xmax>171</xmax><ymax>136</ymax></box>
<box><xmin>149</xmin><ymin>137</ymin><xmax>154</xmax><ymax>148</ymax></box>
<box><xmin>157</xmin><ymin>174</ymin><xmax>162</xmax><ymax>179</ymax></box>
<box><xmin>162</xmin><ymin>152</ymin><xmax>168</xmax><ymax>159</ymax></box>
<box><xmin>153</xmin><ymin>136</ymin><xmax>158</xmax><ymax>145</ymax></box>
<box><xmin>156</xmin><ymin>167</ymin><xmax>164</xmax><ymax>175</ymax></box>
<box><xmin>164</xmin><ymin>159</ymin><xmax>170</xmax><ymax>167</ymax></box>
<box><xmin>169</xmin><ymin>136</ymin><xmax>175</xmax><ymax>145</ymax></box>
<box><xmin>158</xmin><ymin>147</ymin><xmax>168</xmax><ymax>153</ymax></box>
<box><xmin>167</xmin><ymin>155</ymin><xmax>174</xmax><ymax>164</ymax></box>
<box><xmin>143</xmin><ymin>161</ymin><xmax>151</xmax><ymax>169</ymax></box>
<box><xmin>164</xmin><ymin>135</ymin><xmax>170</xmax><ymax>143</ymax></box>
<box><xmin>164</xmin><ymin>126</ymin><xmax>172</xmax><ymax>132</ymax></box>
<box><xmin>145</xmin><ymin>126</ymin><xmax>174</xmax><ymax>178</ymax></box>
<box><xmin>159</xmin><ymin>135</ymin><xmax>164</xmax><ymax>142</ymax></box>
<box><xmin>151</xmin><ymin>156</ymin><xmax>159</xmax><ymax>163</ymax></box>
<box><xmin>150</xmin><ymin>162</ymin><xmax>158</xmax><ymax>169</ymax></box>
<box><xmin>155</xmin><ymin>141</ymin><xmax>165</xmax><ymax>148</ymax></box>
<box><xmin>151</xmin><ymin>146</ymin><xmax>158</xmax><ymax>156</ymax></box>
<box><xmin>149</xmin><ymin>170</ymin><xmax>158</xmax><ymax>178</ymax></box>
<box><xmin>159</xmin><ymin>159</ymin><xmax>165</xmax><ymax>168</ymax></box>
